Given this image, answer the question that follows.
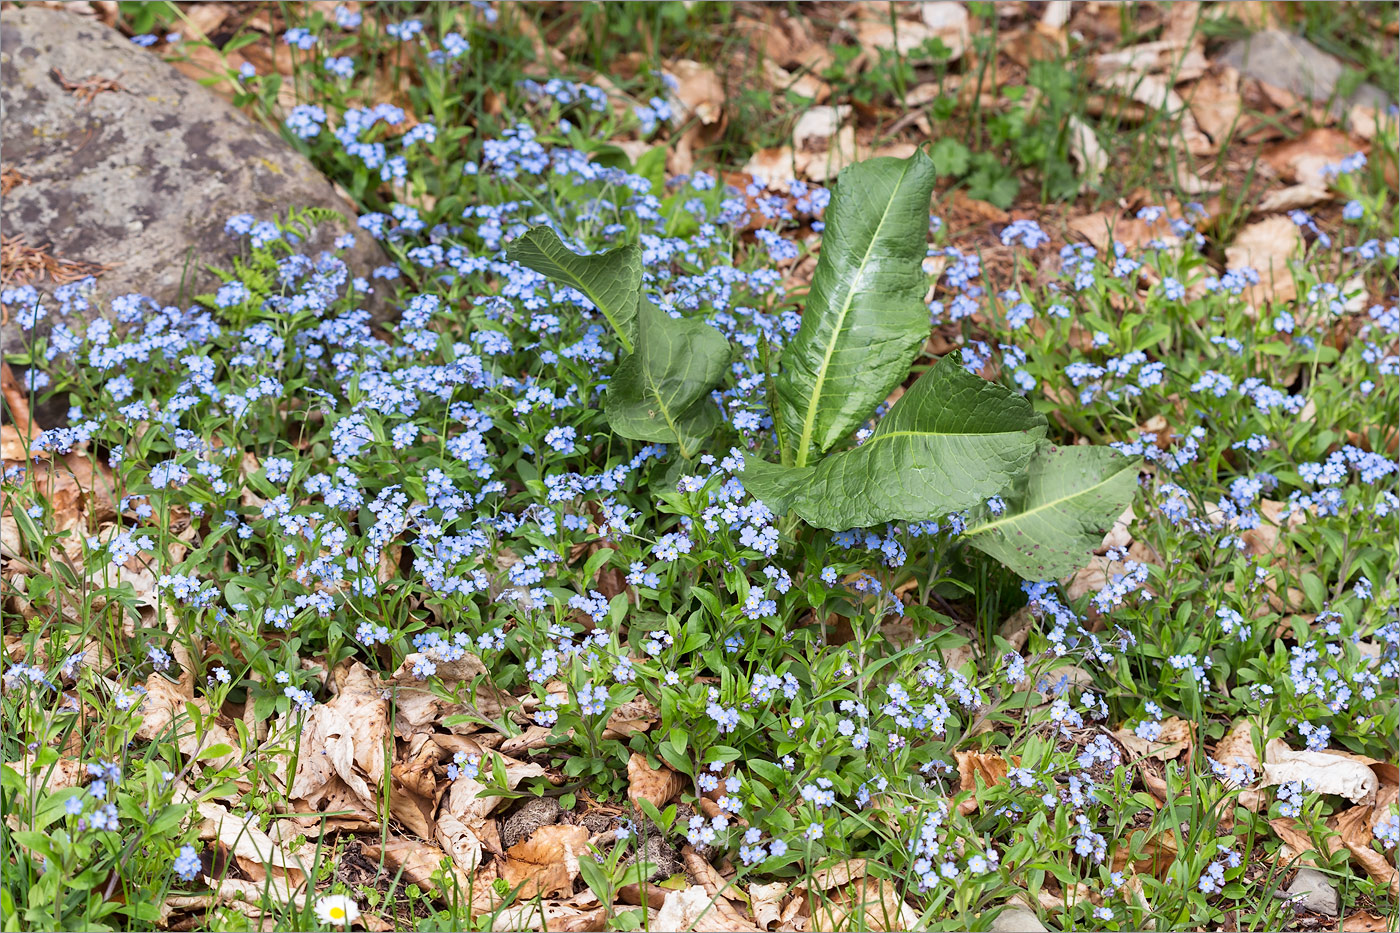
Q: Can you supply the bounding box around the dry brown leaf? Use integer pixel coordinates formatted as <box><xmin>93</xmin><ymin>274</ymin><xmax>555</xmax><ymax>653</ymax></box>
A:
<box><xmin>849</xmin><ymin>12</ymin><xmax>964</xmax><ymax>65</ymax></box>
<box><xmin>138</xmin><ymin>673</ymin><xmax>238</xmax><ymax>769</ymax></box>
<box><xmin>680</xmin><ymin>845</ymin><xmax>758</xmax><ymax>930</ymax></box>
<box><xmin>1341</xmin><ymin>910</ymin><xmax>1392</xmax><ymax>931</ymax></box>
<box><xmin>6</xmin><ymin>755</ymin><xmax>86</xmax><ymax>794</ymax></box>
<box><xmin>954</xmin><ymin>751</ymin><xmax>1010</xmax><ymax>814</ymax></box>
<box><xmin>627</xmin><ymin>753</ymin><xmax>686</xmax><ymax>810</ymax></box>
<box><xmin>1334</xmin><ymin>804</ymin><xmax>1400</xmax><ymax>897</ymax></box>
<box><xmin>1225</xmin><ymin>215</ymin><xmax>1301</xmax><ymax>309</ymax></box>
<box><xmin>919</xmin><ymin>2</ymin><xmax>971</xmax><ymax>61</ymax></box>
<box><xmin>667</xmin><ymin>60</ymin><xmax>724</xmax><ymax>126</ymax></box>
<box><xmin>1261</xmin><ymin>739</ymin><xmax>1379</xmax><ymax>806</ymax></box>
<box><xmin>1263</xmin><ymin>128</ymin><xmax>1360</xmax><ymax>188</ymax></box>
<box><xmin>1270</xmin><ymin>816</ymin><xmax>1344</xmax><ymax>868</ymax></box>
<box><xmin>1114</xmin><ymin>717</ymin><xmax>1194</xmax><ymax>762</ymax></box>
<box><xmin>1067</xmin><ymin>114</ymin><xmax>1107</xmax><ymax>190</ymax></box>
<box><xmin>1097</xmin><ymin>72</ymin><xmax>1213</xmax><ymax>156</ymax></box>
<box><xmin>192</xmin><ymin>798</ymin><xmax>309</xmax><ymax>885</ymax></box>
<box><xmin>742</xmin><ymin>146</ymin><xmax>798</xmax><ymax>187</ymax></box>
<box><xmin>749</xmin><ymin>881</ymin><xmax>788</xmax><ymax>931</ymax></box>
<box><xmin>655</xmin><ymin>885</ymin><xmax>730</xmax><ymax>932</ymax></box>
<box><xmin>807</xmin><ymin>857</ymin><xmax>867</xmax><ymax>892</ymax></box>
<box><xmin>361</xmin><ymin>836</ymin><xmax>471</xmax><ymax>901</ymax></box>
<box><xmin>1113</xmin><ymin>825</ymin><xmax>1180</xmax><ymax>878</ymax></box>
<box><xmin>1184</xmin><ymin>65</ymin><xmax>1244</xmax><ymax>146</ymax></box>
<box><xmin>501</xmin><ymin>823</ymin><xmax>590</xmax><ymax>899</ymax></box>
<box><xmin>761</xmin><ymin>61</ymin><xmax>830</xmax><ymax>103</ymax></box>
<box><xmin>810</xmin><ymin>876</ymin><xmax>919</xmax><ymax>933</ymax></box>
<box><xmin>1068</xmin><ymin>210</ymin><xmax>1182</xmax><ymax>255</ymax></box>
<box><xmin>491</xmin><ymin>893</ymin><xmax>606</xmax><ymax>933</ymax></box>
<box><xmin>1257</xmin><ymin>184</ymin><xmax>1332</xmax><ymax>213</ymax></box>
<box><xmin>603</xmin><ymin>694</ymin><xmax>661</xmax><ymax>738</ymax></box>
<box><xmin>388</xmin><ymin>651</ymin><xmax>514</xmax><ymax>738</ymax></box>
<box><xmin>1213</xmin><ymin>719</ymin><xmax>1267</xmax><ymax>811</ymax></box>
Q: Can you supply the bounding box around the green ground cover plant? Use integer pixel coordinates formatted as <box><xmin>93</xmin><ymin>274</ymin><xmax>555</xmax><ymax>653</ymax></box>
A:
<box><xmin>2</xmin><ymin>3</ymin><xmax>1397</xmax><ymax>932</ymax></box>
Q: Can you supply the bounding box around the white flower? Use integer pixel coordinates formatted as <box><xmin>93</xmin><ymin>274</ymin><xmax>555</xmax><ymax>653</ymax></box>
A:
<box><xmin>314</xmin><ymin>894</ymin><xmax>360</xmax><ymax>927</ymax></box>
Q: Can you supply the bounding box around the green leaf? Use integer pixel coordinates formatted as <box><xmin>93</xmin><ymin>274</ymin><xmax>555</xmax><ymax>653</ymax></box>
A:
<box><xmin>740</xmin><ymin>454</ymin><xmax>814</xmax><ymax>516</ymax></box>
<box><xmin>930</xmin><ymin>137</ymin><xmax>970</xmax><ymax>176</ymax></box>
<box><xmin>506</xmin><ymin>227</ymin><xmax>641</xmax><ymax>352</ymax></box>
<box><xmin>604</xmin><ymin>300</ymin><xmax>729</xmax><ymax>459</ymax></box>
<box><xmin>776</xmin><ymin>149</ymin><xmax>940</xmax><ymax>466</ymax></box>
<box><xmin>781</xmin><ymin>354</ymin><xmax>1045</xmax><ymax>530</ymax></box>
<box><xmin>964</xmin><ymin>443</ymin><xmax>1141</xmax><ymax>580</ymax></box>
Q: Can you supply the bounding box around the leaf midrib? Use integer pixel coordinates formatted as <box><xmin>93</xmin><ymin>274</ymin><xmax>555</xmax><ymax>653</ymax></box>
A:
<box><xmin>794</xmin><ymin>160</ymin><xmax>914</xmax><ymax>467</ymax></box>
<box><xmin>963</xmin><ymin>460</ymin><xmax>1137</xmax><ymax>538</ymax></box>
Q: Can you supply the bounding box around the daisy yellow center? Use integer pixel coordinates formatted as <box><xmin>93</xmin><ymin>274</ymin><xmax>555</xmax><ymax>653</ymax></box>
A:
<box><xmin>328</xmin><ymin>907</ymin><xmax>345</xmax><ymax>920</ymax></box>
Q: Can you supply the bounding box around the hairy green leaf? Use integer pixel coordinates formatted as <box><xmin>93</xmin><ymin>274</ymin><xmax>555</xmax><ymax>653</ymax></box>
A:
<box><xmin>740</xmin><ymin>454</ymin><xmax>815</xmax><ymax>516</ymax></box>
<box><xmin>506</xmin><ymin>227</ymin><xmax>641</xmax><ymax>352</ymax></box>
<box><xmin>784</xmin><ymin>354</ymin><xmax>1047</xmax><ymax>530</ymax></box>
<box><xmin>776</xmin><ymin>149</ymin><xmax>939</xmax><ymax>466</ymax></box>
<box><xmin>605</xmin><ymin>300</ymin><xmax>729</xmax><ymax>459</ymax></box>
<box><xmin>964</xmin><ymin>443</ymin><xmax>1141</xmax><ymax>580</ymax></box>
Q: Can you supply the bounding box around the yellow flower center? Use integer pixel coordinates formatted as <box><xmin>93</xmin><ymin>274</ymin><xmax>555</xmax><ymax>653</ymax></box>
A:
<box><xmin>329</xmin><ymin>907</ymin><xmax>345</xmax><ymax>920</ymax></box>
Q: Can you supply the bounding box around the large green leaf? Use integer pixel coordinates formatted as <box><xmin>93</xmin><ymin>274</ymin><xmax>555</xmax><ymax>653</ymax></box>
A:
<box><xmin>782</xmin><ymin>354</ymin><xmax>1047</xmax><ymax>530</ymax></box>
<box><xmin>964</xmin><ymin>443</ymin><xmax>1141</xmax><ymax>581</ymax></box>
<box><xmin>740</xmin><ymin>454</ymin><xmax>814</xmax><ymax>516</ymax></box>
<box><xmin>506</xmin><ymin>227</ymin><xmax>641</xmax><ymax>352</ymax></box>
<box><xmin>605</xmin><ymin>300</ymin><xmax>730</xmax><ymax>459</ymax></box>
<box><xmin>776</xmin><ymin>149</ymin><xmax>939</xmax><ymax>466</ymax></box>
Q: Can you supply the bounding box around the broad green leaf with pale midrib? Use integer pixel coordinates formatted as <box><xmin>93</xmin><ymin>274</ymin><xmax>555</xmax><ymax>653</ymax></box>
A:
<box><xmin>761</xmin><ymin>354</ymin><xmax>1047</xmax><ymax>530</ymax></box>
<box><xmin>506</xmin><ymin>227</ymin><xmax>641</xmax><ymax>352</ymax></box>
<box><xmin>605</xmin><ymin>300</ymin><xmax>730</xmax><ymax>459</ymax></box>
<box><xmin>964</xmin><ymin>443</ymin><xmax>1141</xmax><ymax>580</ymax></box>
<box><xmin>776</xmin><ymin>149</ymin><xmax>940</xmax><ymax>466</ymax></box>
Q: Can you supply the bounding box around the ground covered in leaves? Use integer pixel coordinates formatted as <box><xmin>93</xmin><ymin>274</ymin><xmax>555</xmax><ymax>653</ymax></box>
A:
<box><xmin>2</xmin><ymin>2</ymin><xmax>1398</xmax><ymax>932</ymax></box>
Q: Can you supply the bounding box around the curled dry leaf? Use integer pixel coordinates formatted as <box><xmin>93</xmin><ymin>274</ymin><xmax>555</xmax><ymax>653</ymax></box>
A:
<box><xmin>655</xmin><ymin>886</ymin><xmax>722</xmax><ymax>932</ymax></box>
<box><xmin>1270</xmin><ymin>816</ymin><xmax>1343</xmax><ymax>868</ymax></box>
<box><xmin>1184</xmin><ymin>65</ymin><xmax>1244</xmax><ymax>146</ymax></box>
<box><xmin>1113</xmin><ymin>717</ymin><xmax>1193</xmax><ymax>762</ymax></box>
<box><xmin>1341</xmin><ymin>911</ymin><xmax>1392</xmax><ymax>932</ymax></box>
<box><xmin>742</xmin><ymin>147</ymin><xmax>798</xmax><ymax>187</ymax></box>
<box><xmin>1213</xmin><ymin>719</ymin><xmax>1267</xmax><ymax>811</ymax></box>
<box><xmin>1261</xmin><ymin>739</ymin><xmax>1379</xmax><ymax>806</ymax></box>
<box><xmin>810</xmin><ymin>876</ymin><xmax>919</xmax><ymax>933</ymax></box>
<box><xmin>361</xmin><ymin>835</ymin><xmax>482</xmax><ymax>904</ymax></box>
<box><xmin>137</xmin><ymin>673</ymin><xmax>238</xmax><ymax>769</ymax></box>
<box><xmin>954</xmin><ymin>750</ymin><xmax>1010</xmax><ymax>814</ymax></box>
<box><xmin>501</xmin><ymin>823</ymin><xmax>590</xmax><ymax>899</ymax></box>
<box><xmin>1068</xmin><ymin>210</ymin><xmax>1182</xmax><ymax>256</ymax></box>
<box><xmin>1334</xmin><ymin>802</ymin><xmax>1400</xmax><ymax>897</ymax></box>
<box><xmin>1263</xmin><ymin>128</ymin><xmax>1360</xmax><ymax>188</ymax></box>
<box><xmin>5</xmin><ymin>755</ymin><xmax>85</xmax><ymax>794</ymax></box>
<box><xmin>388</xmin><ymin>651</ymin><xmax>514</xmax><ymax>738</ymax></box>
<box><xmin>491</xmin><ymin>893</ymin><xmax>605</xmax><ymax>933</ymax></box>
<box><xmin>666</xmin><ymin>59</ymin><xmax>724</xmax><ymax>126</ymax></box>
<box><xmin>627</xmin><ymin>752</ymin><xmax>686</xmax><ymax>810</ymax></box>
<box><xmin>1257</xmin><ymin>184</ymin><xmax>1332</xmax><ymax>214</ymax></box>
<box><xmin>1112</xmin><ymin>824</ymin><xmax>1180</xmax><ymax>878</ymax></box>
<box><xmin>1096</xmin><ymin>72</ymin><xmax>1212</xmax><ymax>156</ymax></box>
<box><xmin>1067</xmin><ymin>115</ymin><xmax>1107</xmax><ymax>190</ymax></box>
<box><xmin>750</xmin><ymin>881</ymin><xmax>789</xmax><ymax>931</ymax></box>
<box><xmin>436</xmin><ymin>753</ymin><xmax>548</xmax><ymax>874</ymax></box>
<box><xmin>1225</xmin><ymin>215</ymin><xmax>1301</xmax><ymax>310</ymax></box>
<box><xmin>680</xmin><ymin>844</ymin><xmax>759</xmax><ymax>930</ymax></box>
<box><xmin>192</xmin><ymin>798</ymin><xmax>309</xmax><ymax>886</ymax></box>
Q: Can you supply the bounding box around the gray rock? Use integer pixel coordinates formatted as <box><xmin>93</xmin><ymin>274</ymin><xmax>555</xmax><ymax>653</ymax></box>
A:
<box><xmin>500</xmin><ymin>796</ymin><xmax>562</xmax><ymax>850</ymax></box>
<box><xmin>1286</xmin><ymin>866</ymin><xmax>1339</xmax><ymax>916</ymax></box>
<box><xmin>988</xmin><ymin>906</ymin><xmax>1048</xmax><ymax>933</ymax></box>
<box><xmin>1219</xmin><ymin>29</ymin><xmax>1392</xmax><ymax>113</ymax></box>
<box><xmin>0</xmin><ymin>7</ymin><xmax>390</xmax><ymax>334</ymax></box>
